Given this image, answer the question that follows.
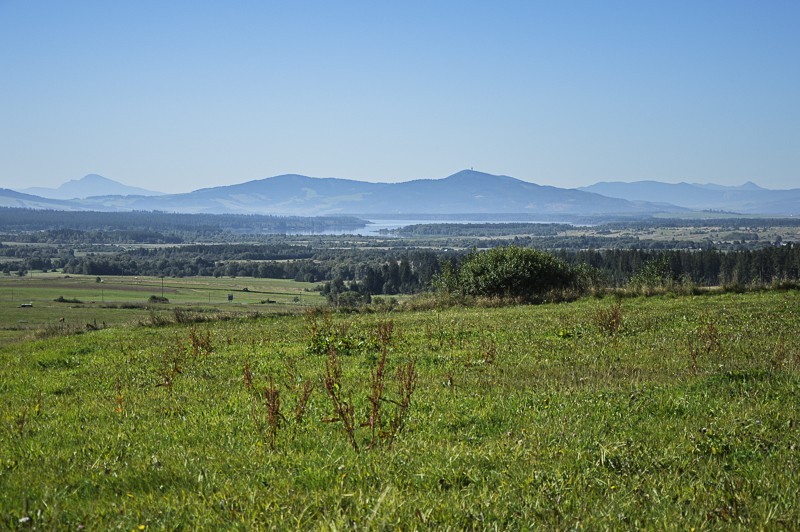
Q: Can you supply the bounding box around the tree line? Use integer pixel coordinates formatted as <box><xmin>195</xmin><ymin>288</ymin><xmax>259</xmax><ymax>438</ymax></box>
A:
<box><xmin>0</xmin><ymin>207</ymin><xmax>365</xmax><ymax>237</ymax></box>
<box><xmin>557</xmin><ymin>245</ymin><xmax>800</xmax><ymax>287</ymax></box>
<box><xmin>2</xmin><ymin>240</ymin><xmax>798</xmax><ymax>295</ymax></box>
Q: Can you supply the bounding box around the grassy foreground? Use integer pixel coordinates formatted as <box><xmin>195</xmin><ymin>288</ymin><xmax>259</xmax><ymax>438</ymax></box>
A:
<box><xmin>1</xmin><ymin>290</ymin><xmax>799</xmax><ymax>528</ymax></box>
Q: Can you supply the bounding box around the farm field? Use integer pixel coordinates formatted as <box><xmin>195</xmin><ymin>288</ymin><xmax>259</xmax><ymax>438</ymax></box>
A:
<box><xmin>0</xmin><ymin>274</ymin><xmax>324</xmax><ymax>347</ymax></box>
<box><xmin>1</xmin><ymin>289</ymin><xmax>799</xmax><ymax>528</ymax></box>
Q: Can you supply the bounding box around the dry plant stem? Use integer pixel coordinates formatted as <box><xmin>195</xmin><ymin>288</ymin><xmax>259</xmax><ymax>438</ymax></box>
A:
<box><xmin>305</xmin><ymin>308</ymin><xmax>319</xmax><ymax>342</ymax></box>
<box><xmin>305</xmin><ymin>307</ymin><xmax>333</xmax><ymax>343</ymax></box>
<box><xmin>264</xmin><ymin>377</ymin><xmax>281</xmax><ymax>451</ymax></box>
<box><xmin>284</xmin><ymin>356</ymin><xmax>314</xmax><ymax>424</ymax></box>
<box><xmin>365</xmin><ymin>319</ymin><xmax>403</xmax><ymax>449</ymax></box>
<box><xmin>294</xmin><ymin>381</ymin><xmax>314</xmax><ymax>424</ymax></box>
<box><xmin>365</xmin><ymin>344</ymin><xmax>388</xmax><ymax>449</ymax></box>
<box><xmin>115</xmin><ymin>377</ymin><xmax>123</xmax><ymax>415</ymax></box>
<box><xmin>324</xmin><ymin>346</ymin><xmax>358</xmax><ymax>451</ymax></box>
<box><xmin>375</xmin><ymin>320</ymin><xmax>394</xmax><ymax>347</ymax></box>
<box><xmin>595</xmin><ymin>299</ymin><xmax>623</xmax><ymax>336</ymax></box>
<box><xmin>189</xmin><ymin>326</ymin><xmax>213</xmax><ymax>357</ymax></box>
<box><xmin>386</xmin><ymin>359</ymin><xmax>417</xmax><ymax>448</ymax></box>
<box><xmin>157</xmin><ymin>337</ymin><xmax>183</xmax><ymax>388</ymax></box>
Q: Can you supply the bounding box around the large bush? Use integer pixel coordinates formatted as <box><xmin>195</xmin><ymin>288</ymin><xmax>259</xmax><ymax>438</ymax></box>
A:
<box><xmin>451</xmin><ymin>246</ymin><xmax>578</xmax><ymax>301</ymax></box>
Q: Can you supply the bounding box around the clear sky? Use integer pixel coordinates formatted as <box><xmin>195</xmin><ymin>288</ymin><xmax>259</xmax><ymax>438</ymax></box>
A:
<box><xmin>1</xmin><ymin>1</ymin><xmax>798</xmax><ymax>193</ymax></box>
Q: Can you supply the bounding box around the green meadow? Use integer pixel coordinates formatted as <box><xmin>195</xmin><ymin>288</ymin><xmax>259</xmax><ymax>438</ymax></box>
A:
<box><xmin>1</xmin><ymin>287</ymin><xmax>799</xmax><ymax>528</ymax></box>
<box><xmin>0</xmin><ymin>274</ymin><xmax>323</xmax><ymax>347</ymax></box>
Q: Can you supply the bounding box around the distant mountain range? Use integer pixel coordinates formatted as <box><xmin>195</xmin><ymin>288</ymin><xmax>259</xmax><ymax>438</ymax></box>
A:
<box><xmin>579</xmin><ymin>181</ymin><xmax>800</xmax><ymax>215</ymax></box>
<box><xmin>19</xmin><ymin>174</ymin><xmax>164</xmax><ymax>199</ymax></box>
<box><xmin>0</xmin><ymin>188</ymin><xmax>77</xmax><ymax>210</ymax></box>
<box><xmin>6</xmin><ymin>171</ymin><xmax>669</xmax><ymax>217</ymax></box>
<box><xmin>2</xmin><ymin>171</ymin><xmax>798</xmax><ymax>218</ymax></box>
<box><xmin>127</xmin><ymin>170</ymin><xmax>666</xmax><ymax>217</ymax></box>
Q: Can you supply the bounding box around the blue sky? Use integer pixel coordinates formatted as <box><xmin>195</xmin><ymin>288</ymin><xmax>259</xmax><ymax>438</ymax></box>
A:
<box><xmin>1</xmin><ymin>1</ymin><xmax>798</xmax><ymax>193</ymax></box>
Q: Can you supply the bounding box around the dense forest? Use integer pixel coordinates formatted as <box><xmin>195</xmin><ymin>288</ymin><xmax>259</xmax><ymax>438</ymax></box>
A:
<box><xmin>557</xmin><ymin>246</ymin><xmax>800</xmax><ymax>287</ymax></box>
<box><xmin>0</xmin><ymin>207</ymin><xmax>365</xmax><ymax>237</ymax></box>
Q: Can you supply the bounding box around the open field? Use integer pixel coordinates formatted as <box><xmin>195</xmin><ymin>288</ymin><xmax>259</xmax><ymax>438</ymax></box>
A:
<box><xmin>564</xmin><ymin>224</ymin><xmax>800</xmax><ymax>246</ymax></box>
<box><xmin>1</xmin><ymin>289</ymin><xmax>799</xmax><ymax>528</ymax></box>
<box><xmin>0</xmin><ymin>274</ymin><xmax>324</xmax><ymax>347</ymax></box>
<box><xmin>383</xmin><ymin>219</ymin><xmax>800</xmax><ymax>252</ymax></box>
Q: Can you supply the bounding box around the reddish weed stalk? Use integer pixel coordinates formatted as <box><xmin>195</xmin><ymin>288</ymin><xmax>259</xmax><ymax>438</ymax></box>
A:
<box><xmin>264</xmin><ymin>377</ymin><xmax>282</xmax><ymax>451</ymax></box>
<box><xmin>365</xmin><ymin>320</ymin><xmax>395</xmax><ymax>447</ymax></box>
<box><xmin>189</xmin><ymin>327</ymin><xmax>213</xmax><ymax>357</ymax></box>
<box><xmin>595</xmin><ymin>299</ymin><xmax>623</xmax><ymax>336</ymax></box>
<box><xmin>283</xmin><ymin>356</ymin><xmax>315</xmax><ymax>424</ymax></box>
<box><xmin>385</xmin><ymin>360</ymin><xmax>417</xmax><ymax>448</ymax></box>
<box><xmin>294</xmin><ymin>380</ymin><xmax>314</xmax><ymax>424</ymax></box>
<box><xmin>364</xmin><ymin>343</ymin><xmax>388</xmax><ymax>449</ymax></box>
<box><xmin>115</xmin><ymin>377</ymin><xmax>123</xmax><ymax>415</ymax></box>
<box><xmin>323</xmin><ymin>319</ymin><xmax>417</xmax><ymax>451</ymax></box>
<box><xmin>157</xmin><ymin>336</ymin><xmax>183</xmax><ymax>388</ymax></box>
<box><xmin>323</xmin><ymin>346</ymin><xmax>358</xmax><ymax>451</ymax></box>
<box><xmin>243</xmin><ymin>356</ymin><xmax>254</xmax><ymax>391</ymax></box>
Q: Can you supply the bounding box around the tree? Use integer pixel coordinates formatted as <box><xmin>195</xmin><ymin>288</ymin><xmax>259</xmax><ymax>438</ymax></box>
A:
<box><xmin>456</xmin><ymin>246</ymin><xmax>577</xmax><ymax>301</ymax></box>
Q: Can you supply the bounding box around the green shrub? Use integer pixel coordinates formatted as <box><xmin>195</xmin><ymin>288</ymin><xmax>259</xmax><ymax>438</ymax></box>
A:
<box><xmin>455</xmin><ymin>246</ymin><xmax>578</xmax><ymax>301</ymax></box>
<box><xmin>54</xmin><ymin>296</ymin><xmax>83</xmax><ymax>304</ymax></box>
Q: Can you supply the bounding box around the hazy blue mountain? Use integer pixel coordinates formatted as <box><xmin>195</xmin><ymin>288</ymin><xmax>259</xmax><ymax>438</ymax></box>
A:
<box><xmin>11</xmin><ymin>170</ymin><xmax>794</xmax><ymax>218</ymax></box>
<box><xmin>694</xmin><ymin>181</ymin><xmax>764</xmax><ymax>192</ymax></box>
<box><xmin>376</xmin><ymin>171</ymin><xmax>666</xmax><ymax>215</ymax></box>
<box><xmin>20</xmin><ymin>174</ymin><xmax>164</xmax><ymax>199</ymax></box>
<box><xmin>0</xmin><ymin>188</ymin><xmax>84</xmax><ymax>210</ymax></box>
<box><xmin>580</xmin><ymin>181</ymin><xmax>800</xmax><ymax>215</ymax></box>
<box><xmin>74</xmin><ymin>170</ymin><xmax>673</xmax><ymax>216</ymax></box>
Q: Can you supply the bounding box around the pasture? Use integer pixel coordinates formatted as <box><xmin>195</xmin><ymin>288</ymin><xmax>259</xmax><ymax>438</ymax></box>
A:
<box><xmin>0</xmin><ymin>273</ymin><xmax>323</xmax><ymax>347</ymax></box>
<box><xmin>1</xmin><ymin>289</ymin><xmax>799</xmax><ymax>528</ymax></box>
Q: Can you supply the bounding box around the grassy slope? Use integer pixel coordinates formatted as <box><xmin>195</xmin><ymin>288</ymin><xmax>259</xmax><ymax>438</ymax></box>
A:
<box><xmin>1</xmin><ymin>291</ymin><xmax>799</xmax><ymax>528</ymax></box>
<box><xmin>0</xmin><ymin>274</ymin><xmax>324</xmax><ymax>347</ymax></box>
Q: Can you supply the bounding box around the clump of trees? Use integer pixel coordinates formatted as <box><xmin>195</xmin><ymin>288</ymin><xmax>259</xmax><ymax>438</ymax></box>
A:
<box><xmin>435</xmin><ymin>246</ymin><xmax>590</xmax><ymax>302</ymax></box>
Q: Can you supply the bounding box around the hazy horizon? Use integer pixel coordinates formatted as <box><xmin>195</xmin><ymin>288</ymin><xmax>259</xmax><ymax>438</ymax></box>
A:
<box><xmin>2</xmin><ymin>2</ymin><xmax>798</xmax><ymax>193</ymax></box>
<box><xmin>9</xmin><ymin>169</ymin><xmax>791</xmax><ymax>198</ymax></box>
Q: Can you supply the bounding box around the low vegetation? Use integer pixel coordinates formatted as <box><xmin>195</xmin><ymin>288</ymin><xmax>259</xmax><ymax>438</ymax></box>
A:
<box><xmin>1</xmin><ymin>289</ymin><xmax>799</xmax><ymax>528</ymax></box>
<box><xmin>1</xmin><ymin>212</ymin><xmax>800</xmax><ymax>527</ymax></box>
